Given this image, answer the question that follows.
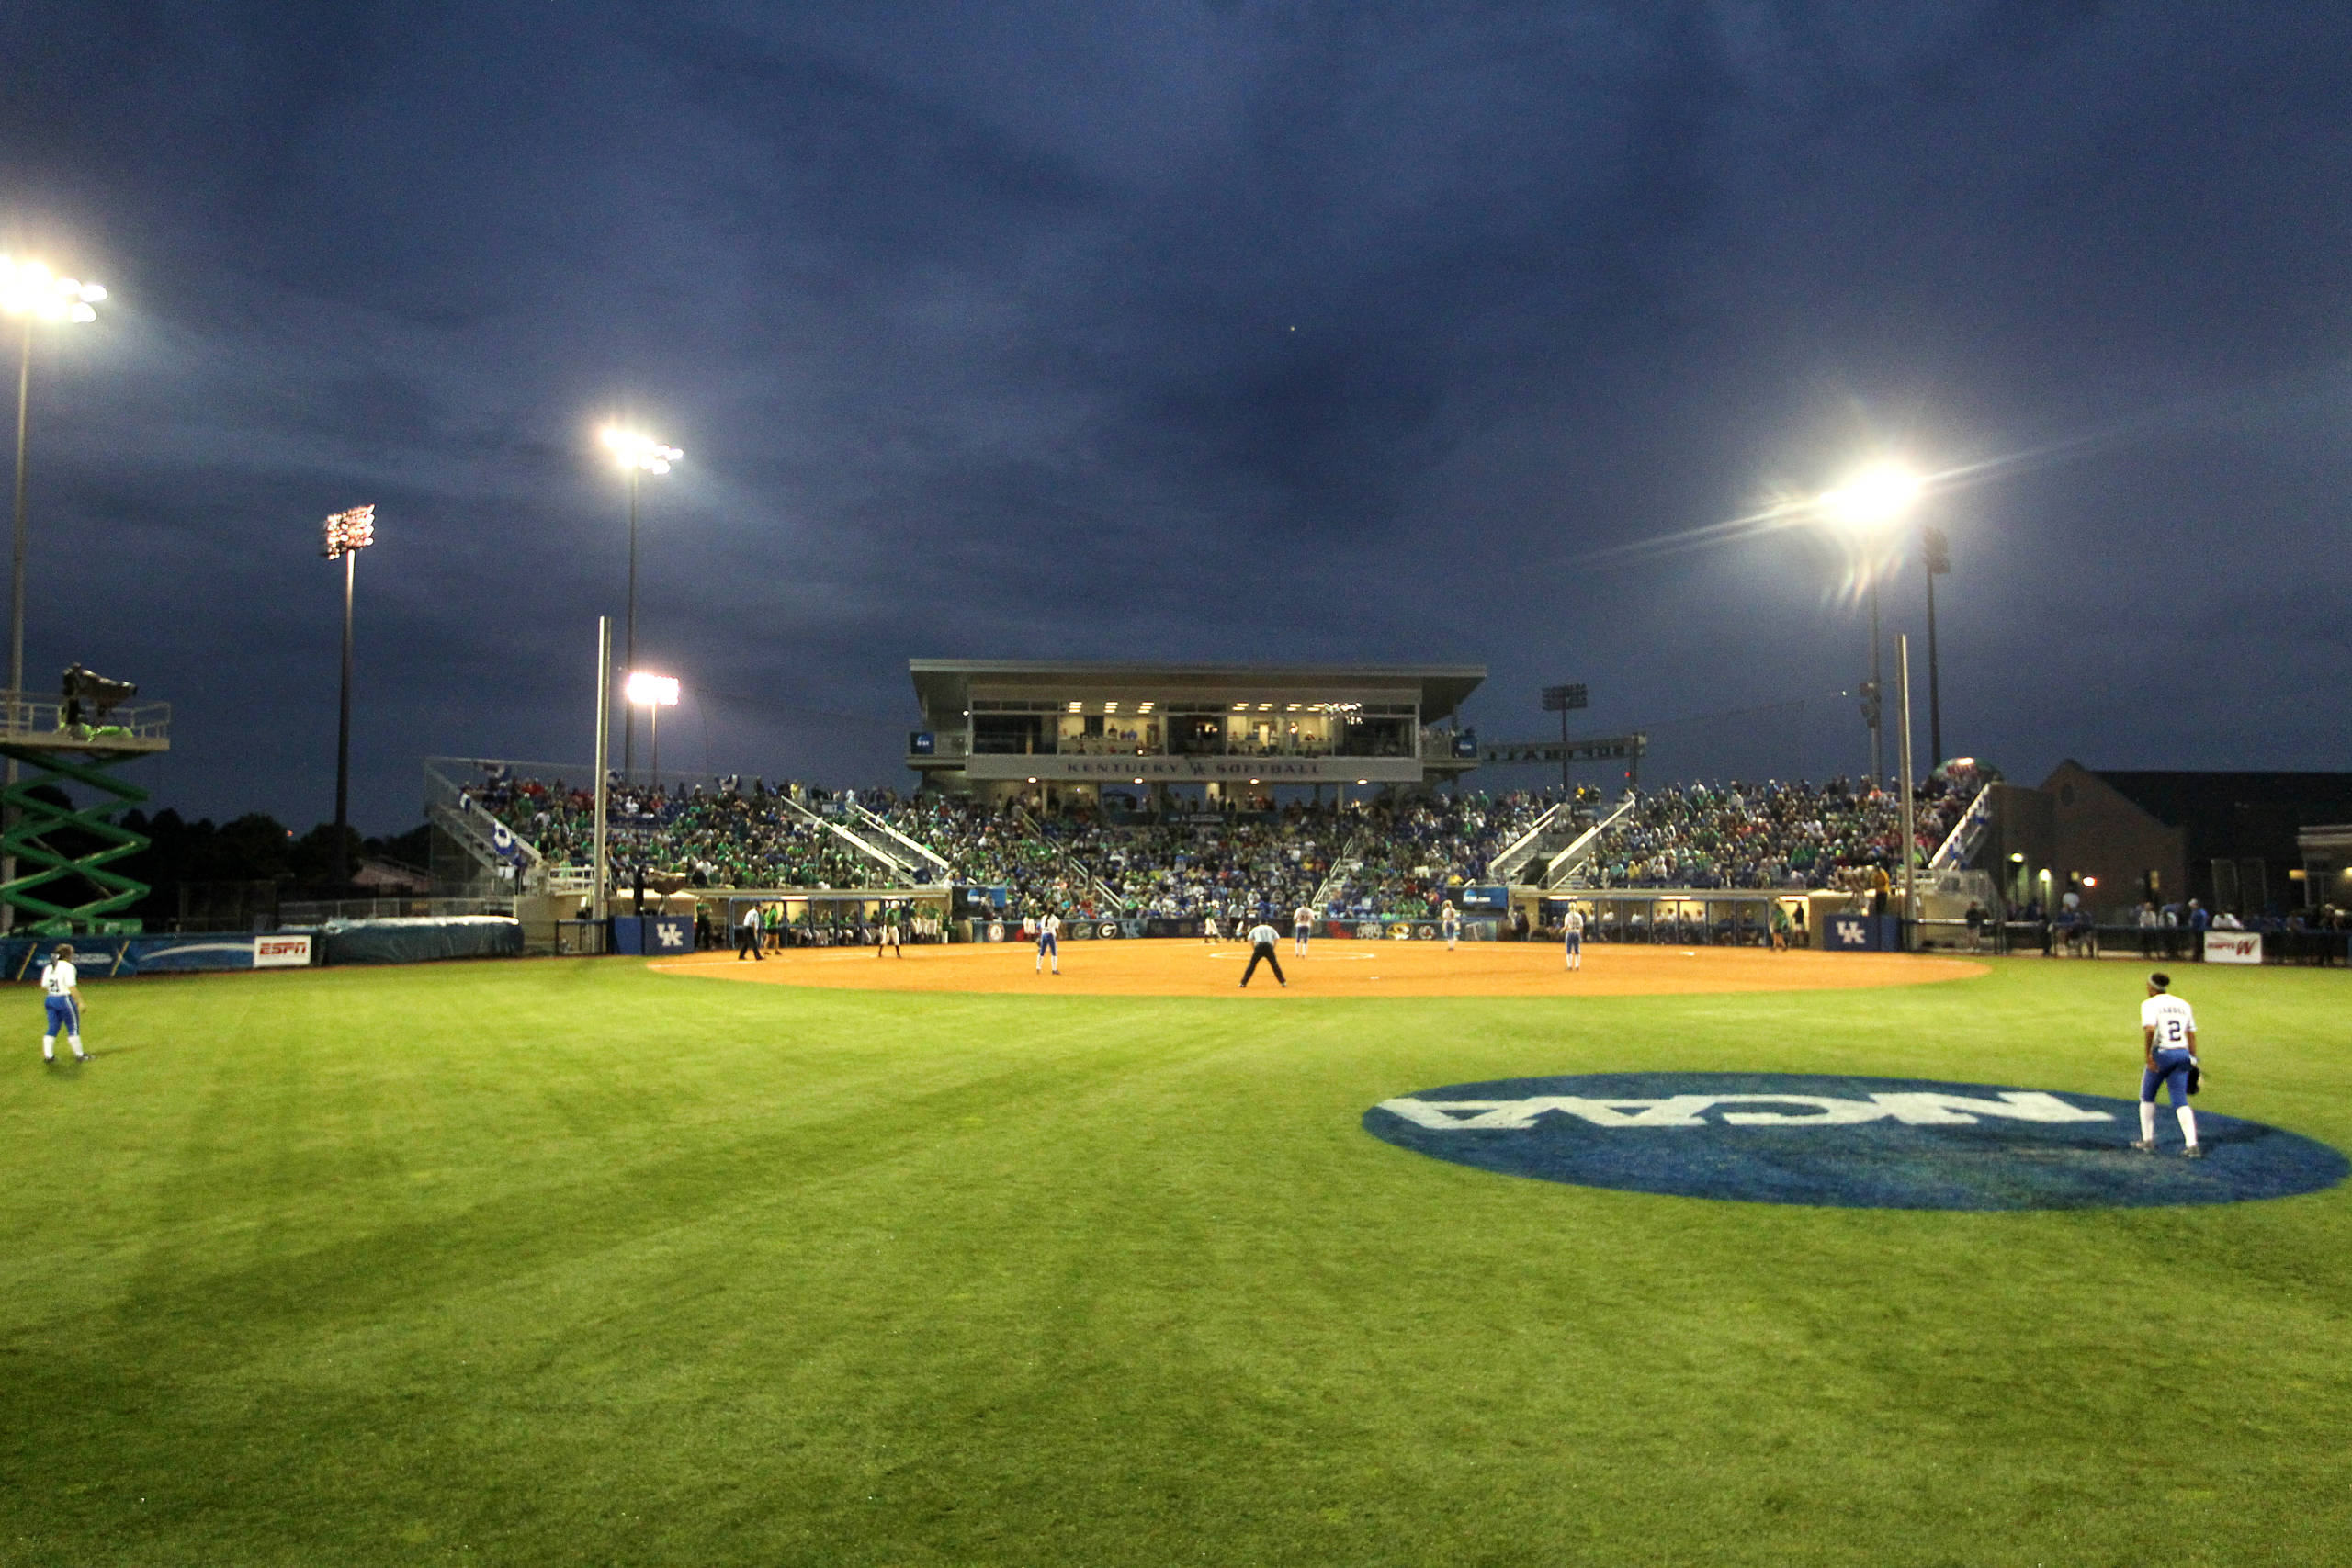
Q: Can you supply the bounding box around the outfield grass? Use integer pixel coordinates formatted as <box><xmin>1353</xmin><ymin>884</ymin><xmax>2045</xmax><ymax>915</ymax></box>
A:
<box><xmin>4</xmin><ymin>953</ymin><xmax>2349</xmax><ymax>1565</ymax></box>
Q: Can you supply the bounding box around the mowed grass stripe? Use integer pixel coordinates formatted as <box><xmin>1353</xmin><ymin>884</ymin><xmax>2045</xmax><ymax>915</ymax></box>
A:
<box><xmin>2</xmin><ymin>956</ymin><xmax>2348</xmax><ymax>1565</ymax></box>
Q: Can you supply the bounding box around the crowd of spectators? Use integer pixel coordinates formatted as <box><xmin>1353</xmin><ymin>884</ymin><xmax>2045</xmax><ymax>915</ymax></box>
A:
<box><xmin>1584</xmin><ymin>763</ymin><xmax>1991</xmax><ymax>891</ymax></box>
<box><xmin>461</xmin><ymin>763</ymin><xmax>1996</xmax><ymax>910</ymax></box>
<box><xmin>1317</xmin><ymin>792</ymin><xmax>1555</xmax><ymax>916</ymax></box>
<box><xmin>474</xmin><ymin>776</ymin><xmax>878</xmax><ymax>889</ymax></box>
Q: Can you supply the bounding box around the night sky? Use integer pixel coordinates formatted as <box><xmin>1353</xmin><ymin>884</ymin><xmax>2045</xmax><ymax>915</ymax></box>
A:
<box><xmin>3</xmin><ymin>3</ymin><xmax>2346</xmax><ymax>834</ymax></box>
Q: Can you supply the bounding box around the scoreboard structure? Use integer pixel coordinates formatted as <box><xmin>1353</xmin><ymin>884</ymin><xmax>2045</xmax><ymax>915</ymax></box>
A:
<box><xmin>906</xmin><ymin>660</ymin><xmax>1486</xmax><ymax>805</ymax></box>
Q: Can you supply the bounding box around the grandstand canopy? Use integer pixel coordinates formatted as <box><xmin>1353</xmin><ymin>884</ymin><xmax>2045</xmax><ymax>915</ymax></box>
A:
<box><xmin>907</xmin><ymin>659</ymin><xmax>1486</xmax><ymax>795</ymax></box>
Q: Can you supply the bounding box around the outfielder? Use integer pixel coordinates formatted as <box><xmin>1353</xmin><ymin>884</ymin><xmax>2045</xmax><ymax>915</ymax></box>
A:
<box><xmin>40</xmin><ymin>944</ymin><xmax>88</xmax><ymax>1063</ymax></box>
<box><xmin>2134</xmin><ymin>971</ymin><xmax>2201</xmax><ymax>1157</ymax></box>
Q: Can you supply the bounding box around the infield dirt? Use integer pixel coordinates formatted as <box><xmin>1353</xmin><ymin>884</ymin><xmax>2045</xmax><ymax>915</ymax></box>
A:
<box><xmin>650</xmin><ymin>937</ymin><xmax>1986</xmax><ymax>998</ymax></box>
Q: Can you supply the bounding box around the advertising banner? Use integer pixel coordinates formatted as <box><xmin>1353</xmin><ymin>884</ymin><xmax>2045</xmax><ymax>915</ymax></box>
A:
<box><xmin>254</xmin><ymin>934</ymin><xmax>314</xmax><ymax>968</ymax></box>
<box><xmin>5</xmin><ymin>935</ymin><xmax>261</xmax><ymax>977</ymax></box>
<box><xmin>2203</xmin><ymin>931</ymin><xmax>2264</xmax><ymax>964</ymax></box>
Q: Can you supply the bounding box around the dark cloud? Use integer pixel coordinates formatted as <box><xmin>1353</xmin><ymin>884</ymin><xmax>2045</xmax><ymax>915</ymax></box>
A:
<box><xmin>0</xmin><ymin>0</ymin><xmax>2345</xmax><ymax>829</ymax></box>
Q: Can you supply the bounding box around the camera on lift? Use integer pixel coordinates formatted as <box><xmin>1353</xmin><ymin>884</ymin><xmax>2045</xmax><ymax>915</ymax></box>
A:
<box><xmin>61</xmin><ymin>664</ymin><xmax>138</xmax><ymax>732</ymax></box>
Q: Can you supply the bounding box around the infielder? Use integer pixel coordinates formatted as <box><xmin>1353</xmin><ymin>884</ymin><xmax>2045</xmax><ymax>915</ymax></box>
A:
<box><xmin>1441</xmin><ymin>900</ymin><xmax>1462</xmax><ymax>951</ymax></box>
<box><xmin>1293</xmin><ymin>902</ymin><xmax>1314</xmax><ymax>956</ymax></box>
<box><xmin>1035</xmin><ymin>910</ymin><xmax>1061</xmax><ymax>975</ymax></box>
<box><xmin>40</xmin><ymin>944</ymin><xmax>88</xmax><ymax>1063</ymax></box>
<box><xmin>2134</xmin><ymin>971</ymin><xmax>2201</xmax><ymax>1156</ymax></box>
<box><xmin>1564</xmin><ymin>906</ymin><xmax>1584</xmax><ymax>971</ymax></box>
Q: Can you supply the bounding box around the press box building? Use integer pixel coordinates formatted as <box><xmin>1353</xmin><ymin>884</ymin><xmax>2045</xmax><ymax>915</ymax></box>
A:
<box><xmin>905</xmin><ymin>660</ymin><xmax>1486</xmax><ymax>808</ymax></box>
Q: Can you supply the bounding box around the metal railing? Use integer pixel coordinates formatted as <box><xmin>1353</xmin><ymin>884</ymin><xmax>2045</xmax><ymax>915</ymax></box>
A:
<box><xmin>1928</xmin><ymin>784</ymin><xmax>1995</xmax><ymax>871</ymax></box>
<box><xmin>1312</xmin><ymin>824</ymin><xmax>1374</xmax><ymax>910</ymax></box>
<box><xmin>778</xmin><ymin>794</ymin><xmax>922</xmax><ymax>881</ymax></box>
<box><xmin>1015</xmin><ymin>807</ymin><xmax>1122</xmax><ymax>909</ymax></box>
<box><xmin>1544</xmin><ymin>793</ymin><xmax>1639</xmax><ymax>888</ymax></box>
<box><xmin>277</xmin><ymin>896</ymin><xmax>516</xmax><ymax>925</ymax></box>
<box><xmin>1487</xmin><ymin>801</ymin><xmax>1570</xmax><ymax>884</ymax></box>
<box><xmin>846</xmin><ymin>801</ymin><xmax>953</xmax><ymax>883</ymax></box>
<box><xmin>0</xmin><ymin>691</ymin><xmax>171</xmax><ymax>748</ymax></box>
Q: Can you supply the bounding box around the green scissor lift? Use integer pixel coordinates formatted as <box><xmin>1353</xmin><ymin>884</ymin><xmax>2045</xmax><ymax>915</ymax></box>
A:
<box><xmin>0</xmin><ymin>690</ymin><xmax>168</xmax><ymax>937</ymax></box>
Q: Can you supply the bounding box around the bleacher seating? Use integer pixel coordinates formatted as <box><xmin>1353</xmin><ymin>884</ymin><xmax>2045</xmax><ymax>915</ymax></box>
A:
<box><xmin>458</xmin><ymin>765</ymin><xmax>1991</xmax><ymax>910</ymax></box>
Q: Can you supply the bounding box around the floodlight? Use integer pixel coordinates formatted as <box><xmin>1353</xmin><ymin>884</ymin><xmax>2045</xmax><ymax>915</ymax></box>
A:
<box><xmin>600</xmin><ymin>425</ymin><xmax>683</xmax><ymax>474</ymax></box>
<box><xmin>0</xmin><ymin>256</ymin><xmax>107</xmax><ymax>325</ymax></box>
<box><xmin>625</xmin><ymin>671</ymin><xmax>680</xmax><ymax>707</ymax></box>
<box><xmin>321</xmin><ymin>504</ymin><xmax>377</xmax><ymax>558</ymax></box>
<box><xmin>1819</xmin><ymin>463</ymin><xmax>1921</xmax><ymax>530</ymax></box>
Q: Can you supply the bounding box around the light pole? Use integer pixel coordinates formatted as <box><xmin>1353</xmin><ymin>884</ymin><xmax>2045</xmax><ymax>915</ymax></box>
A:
<box><xmin>599</xmin><ymin>426</ymin><xmax>680</xmax><ymax>783</ymax></box>
<box><xmin>1541</xmin><ymin>682</ymin><xmax>1588</xmax><ymax>800</ymax></box>
<box><xmin>1818</xmin><ymin>463</ymin><xmax>1921</xmax><ymax>786</ymax></box>
<box><xmin>0</xmin><ymin>255</ymin><xmax>106</xmax><ymax>933</ymax></box>
<box><xmin>322</xmin><ymin>506</ymin><xmax>377</xmax><ymax>885</ymax></box>
<box><xmin>1922</xmin><ymin>525</ymin><xmax>1951</xmax><ymax>765</ymax></box>
<box><xmin>593</xmin><ymin>617</ymin><xmax>612</xmax><ymax>926</ymax></box>
<box><xmin>625</xmin><ymin>671</ymin><xmax>680</xmax><ymax>793</ymax></box>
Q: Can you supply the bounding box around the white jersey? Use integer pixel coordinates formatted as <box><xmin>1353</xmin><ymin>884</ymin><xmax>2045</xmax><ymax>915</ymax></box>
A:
<box><xmin>1247</xmin><ymin>923</ymin><xmax>1280</xmax><ymax>946</ymax></box>
<box><xmin>2142</xmin><ymin>994</ymin><xmax>2196</xmax><ymax>1052</ymax></box>
<box><xmin>41</xmin><ymin>959</ymin><xmax>76</xmax><ymax>997</ymax></box>
<box><xmin>1038</xmin><ymin>914</ymin><xmax>1060</xmax><ymax>939</ymax></box>
<box><xmin>1294</xmin><ymin>907</ymin><xmax>1313</xmax><ymax>929</ymax></box>
<box><xmin>1565</xmin><ymin>910</ymin><xmax>1585</xmax><ymax>936</ymax></box>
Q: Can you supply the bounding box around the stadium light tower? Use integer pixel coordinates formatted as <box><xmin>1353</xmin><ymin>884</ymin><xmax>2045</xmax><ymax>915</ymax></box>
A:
<box><xmin>600</xmin><ymin>425</ymin><xmax>681</xmax><ymax>783</ymax></box>
<box><xmin>1</xmin><ymin>255</ymin><xmax>106</xmax><ymax>933</ymax></box>
<box><xmin>322</xmin><ymin>506</ymin><xmax>377</xmax><ymax>885</ymax></box>
<box><xmin>1818</xmin><ymin>462</ymin><xmax>1920</xmax><ymax>786</ymax></box>
<box><xmin>624</xmin><ymin>670</ymin><xmax>680</xmax><ymax>792</ymax></box>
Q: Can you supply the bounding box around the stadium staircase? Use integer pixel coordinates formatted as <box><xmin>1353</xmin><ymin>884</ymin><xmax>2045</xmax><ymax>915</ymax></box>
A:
<box><xmin>1928</xmin><ymin>784</ymin><xmax>1996</xmax><ymax>872</ymax></box>
<box><xmin>424</xmin><ymin>761</ymin><xmax>555</xmax><ymax>892</ymax></box>
<box><xmin>843</xmin><ymin>801</ymin><xmax>954</xmax><ymax>885</ymax></box>
<box><xmin>1013</xmin><ymin>807</ymin><xmax>1122</xmax><ymax>910</ymax></box>
<box><xmin>1312</xmin><ymin>824</ymin><xmax>1374</xmax><ymax>910</ymax></box>
<box><xmin>777</xmin><ymin>795</ymin><xmax>934</xmax><ymax>885</ymax></box>
<box><xmin>1487</xmin><ymin>801</ymin><xmax>1576</xmax><ymax>885</ymax></box>
<box><xmin>1539</xmin><ymin>793</ymin><xmax>1640</xmax><ymax>891</ymax></box>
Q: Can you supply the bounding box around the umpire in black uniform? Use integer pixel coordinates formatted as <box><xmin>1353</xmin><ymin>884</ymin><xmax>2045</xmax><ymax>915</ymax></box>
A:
<box><xmin>1239</xmin><ymin>919</ymin><xmax>1287</xmax><ymax>987</ymax></box>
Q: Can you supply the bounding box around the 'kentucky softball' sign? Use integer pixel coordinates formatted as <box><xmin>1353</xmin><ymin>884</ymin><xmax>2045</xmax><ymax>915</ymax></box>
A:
<box><xmin>1363</xmin><ymin>1073</ymin><xmax>2347</xmax><ymax>1210</ymax></box>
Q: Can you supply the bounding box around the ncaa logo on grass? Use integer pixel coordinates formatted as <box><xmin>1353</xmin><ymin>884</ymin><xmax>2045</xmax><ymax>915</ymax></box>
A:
<box><xmin>1363</xmin><ymin>1073</ymin><xmax>2348</xmax><ymax>1211</ymax></box>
